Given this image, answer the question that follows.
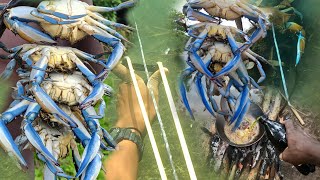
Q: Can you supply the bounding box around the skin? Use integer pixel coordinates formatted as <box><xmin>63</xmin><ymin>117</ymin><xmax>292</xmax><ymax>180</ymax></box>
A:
<box><xmin>105</xmin><ymin>64</ymin><xmax>160</xmax><ymax>180</ymax></box>
<box><xmin>280</xmin><ymin>120</ymin><xmax>320</xmax><ymax>166</ymax></box>
<box><xmin>0</xmin><ymin>0</ymin><xmax>101</xmax><ymax>178</ymax></box>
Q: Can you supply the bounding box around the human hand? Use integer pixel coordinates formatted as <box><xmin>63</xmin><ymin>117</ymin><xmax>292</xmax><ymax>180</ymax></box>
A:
<box><xmin>112</xmin><ymin>63</ymin><xmax>167</xmax><ymax>133</ymax></box>
<box><xmin>280</xmin><ymin>119</ymin><xmax>320</xmax><ymax>166</ymax></box>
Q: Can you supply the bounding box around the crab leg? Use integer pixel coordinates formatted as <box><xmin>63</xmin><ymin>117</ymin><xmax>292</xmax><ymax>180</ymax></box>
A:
<box><xmin>80</xmin><ymin>81</ymin><xmax>105</xmax><ymax>109</ymax></box>
<box><xmin>87</xmin><ymin>99</ymin><xmax>106</xmax><ymax>119</ymax></box>
<box><xmin>183</xmin><ymin>5</ymin><xmax>218</xmax><ymax>23</ymax></box>
<box><xmin>195</xmin><ymin>72</ymin><xmax>216</xmax><ymax>116</ymax></box>
<box><xmin>232</xmin><ymin>100</ymin><xmax>251</xmax><ymax>131</ymax></box>
<box><xmin>88</xmin><ymin>11</ymin><xmax>134</xmax><ymax>31</ymax></box>
<box><xmin>30</xmin><ymin>10</ymin><xmax>78</xmax><ymax>25</ymax></box>
<box><xmin>229</xmin><ymin>85</ymin><xmax>250</xmax><ymax>125</ymax></box>
<box><xmin>81</xmin><ymin>154</ymin><xmax>102</xmax><ymax>180</ymax></box>
<box><xmin>206</xmin><ymin>78</ymin><xmax>218</xmax><ymax>111</ymax></box>
<box><xmin>0</xmin><ymin>99</ymin><xmax>30</xmax><ymax>168</ymax></box>
<box><xmin>37</xmin><ymin>152</ymin><xmax>74</xmax><ymax>179</ymax></box>
<box><xmin>16</xmin><ymin>81</ymin><xmax>34</xmax><ymax>102</ymax></box>
<box><xmin>37</xmin><ymin>3</ymin><xmax>85</xmax><ymax>20</ymax></box>
<box><xmin>87</xmin><ymin>0</ymin><xmax>138</xmax><ymax>12</ymax></box>
<box><xmin>79</xmin><ymin>25</ymin><xmax>124</xmax><ymax>78</ymax></box>
<box><xmin>188</xmin><ymin>31</ymin><xmax>214</xmax><ymax>77</ymax></box>
<box><xmin>244</xmin><ymin>52</ymin><xmax>266</xmax><ymax>83</ymax></box>
<box><xmin>86</xmin><ymin>16</ymin><xmax>130</xmax><ymax>43</ymax></box>
<box><xmin>76</xmin><ymin>107</ymin><xmax>101</xmax><ymax>178</ymax></box>
<box><xmin>4</xmin><ymin>10</ymin><xmax>56</xmax><ymax>44</ymax></box>
<box><xmin>0</xmin><ymin>58</ymin><xmax>16</xmax><ymax>79</ymax></box>
<box><xmin>22</xmin><ymin>102</ymin><xmax>59</xmax><ymax>166</ymax></box>
<box><xmin>101</xmin><ymin>127</ymin><xmax>117</xmax><ymax>149</ymax></box>
<box><xmin>179</xmin><ymin>67</ymin><xmax>196</xmax><ymax>119</ymax></box>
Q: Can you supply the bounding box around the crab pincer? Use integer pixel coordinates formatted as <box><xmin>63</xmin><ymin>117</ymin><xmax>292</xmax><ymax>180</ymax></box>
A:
<box><xmin>0</xmin><ymin>100</ymin><xmax>30</xmax><ymax>168</ymax></box>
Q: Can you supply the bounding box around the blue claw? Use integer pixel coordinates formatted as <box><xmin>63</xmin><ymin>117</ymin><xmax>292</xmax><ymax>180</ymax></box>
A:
<box><xmin>0</xmin><ymin>100</ymin><xmax>30</xmax><ymax>168</ymax></box>
<box><xmin>31</xmin><ymin>84</ymin><xmax>78</xmax><ymax>128</ymax></box>
<box><xmin>195</xmin><ymin>73</ymin><xmax>216</xmax><ymax>116</ymax></box>
<box><xmin>91</xmin><ymin>32</ymin><xmax>124</xmax><ymax>72</ymax></box>
<box><xmin>16</xmin><ymin>81</ymin><xmax>35</xmax><ymax>102</ymax></box>
<box><xmin>31</xmin><ymin>10</ymin><xmax>78</xmax><ymax>24</ymax></box>
<box><xmin>0</xmin><ymin>120</ymin><xmax>28</xmax><ymax>168</ymax></box>
<box><xmin>4</xmin><ymin>17</ymin><xmax>56</xmax><ymax>44</ymax></box>
<box><xmin>236</xmin><ymin>63</ymin><xmax>250</xmax><ymax>84</ymax></box>
<box><xmin>183</xmin><ymin>5</ymin><xmax>218</xmax><ymax>22</ymax></box>
<box><xmin>0</xmin><ymin>59</ymin><xmax>16</xmax><ymax>80</ymax></box>
<box><xmin>75</xmin><ymin>133</ymin><xmax>100</xmax><ymax>178</ymax></box>
<box><xmin>37</xmin><ymin>153</ymin><xmax>74</xmax><ymax>179</ymax></box>
<box><xmin>23</xmin><ymin>103</ymin><xmax>59</xmax><ymax>166</ymax></box>
<box><xmin>253</xmin><ymin>59</ymin><xmax>266</xmax><ymax>83</ymax></box>
<box><xmin>189</xmin><ymin>51</ymin><xmax>213</xmax><ymax>78</ymax></box>
<box><xmin>179</xmin><ymin>68</ymin><xmax>195</xmax><ymax>119</ymax></box>
<box><xmin>212</xmin><ymin>53</ymin><xmax>241</xmax><ymax>78</ymax></box>
<box><xmin>37</xmin><ymin>4</ymin><xmax>85</xmax><ymax>19</ymax></box>
<box><xmin>229</xmin><ymin>85</ymin><xmax>249</xmax><ymax>125</ymax></box>
<box><xmin>81</xmin><ymin>154</ymin><xmax>102</xmax><ymax>180</ymax></box>
<box><xmin>101</xmin><ymin>128</ymin><xmax>117</xmax><ymax>149</ymax></box>
<box><xmin>250</xmin><ymin>77</ymin><xmax>261</xmax><ymax>90</ymax></box>
<box><xmin>232</xmin><ymin>100</ymin><xmax>251</xmax><ymax>131</ymax></box>
<box><xmin>88</xmin><ymin>99</ymin><xmax>106</xmax><ymax>119</ymax></box>
<box><xmin>80</xmin><ymin>82</ymin><xmax>104</xmax><ymax>109</ymax></box>
<box><xmin>88</xmin><ymin>0</ymin><xmax>138</xmax><ymax>12</ymax></box>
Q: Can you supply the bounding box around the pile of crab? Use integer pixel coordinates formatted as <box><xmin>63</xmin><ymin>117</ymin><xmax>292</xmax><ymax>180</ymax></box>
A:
<box><xmin>180</xmin><ymin>0</ymin><xmax>271</xmax><ymax>129</ymax></box>
<box><xmin>178</xmin><ymin>0</ymin><xmax>300</xmax><ymax>179</ymax></box>
<box><xmin>0</xmin><ymin>0</ymin><xmax>136</xmax><ymax>179</ymax></box>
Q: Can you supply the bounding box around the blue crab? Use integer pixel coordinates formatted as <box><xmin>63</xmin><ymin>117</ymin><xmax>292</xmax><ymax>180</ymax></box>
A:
<box><xmin>1</xmin><ymin>0</ymin><xmax>137</xmax><ymax>78</ymax></box>
<box><xmin>180</xmin><ymin>35</ymin><xmax>265</xmax><ymax>129</ymax></box>
<box><xmin>0</xmin><ymin>43</ymin><xmax>116</xmax><ymax>178</ymax></box>
<box><xmin>183</xmin><ymin>0</ymin><xmax>271</xmax><ymax>50</ymax></box>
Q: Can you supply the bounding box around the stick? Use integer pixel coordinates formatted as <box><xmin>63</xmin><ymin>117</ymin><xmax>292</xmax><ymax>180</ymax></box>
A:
<box><xmin>132</xmin><ymin>12</ymin><xmax>178</xmax><ymax>180</ymax></box>
<box><xmin>126</xmin><ymin>57</ymin><xmax>167</xmax><ymax>180</ymax></box>
<box><xmin>272</xmin><ymin>24</ymin><xmax>305</xmax><ymax>125</ymax></box>
<box><xmin>157</xmin><ymin>62</ymin><xmax>197</xmax><ymax>180</ymax></box>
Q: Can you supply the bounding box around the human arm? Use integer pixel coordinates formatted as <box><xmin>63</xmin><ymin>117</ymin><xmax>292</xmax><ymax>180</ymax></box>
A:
<box><xmin>280</xmin><ymin>119</ymin><xmax>320</xmax><ymax>166</ymax></box>
<box><xmin>104</xmin><ymin>64</ymin><xmax>166</xmax><ymax>180</ymax></box>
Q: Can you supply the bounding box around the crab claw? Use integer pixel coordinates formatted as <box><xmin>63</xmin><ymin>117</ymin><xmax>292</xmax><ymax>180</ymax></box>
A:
<box><xmin>232</xmin><ymin>100</ymin><xmax>251</xmax><ymax>131</ymax></box>
<box><xmin>4</xmin><ymin>10</ymin><xmax>56</xmax><ymax>44</ymax></box>
<box><xmin>80</xmin><ymin>82</ymin><xmax>104</xmax><ymax>109</ymax></box>
<box><xmin>23</xmin><ymin>122</ymin><xmax>59</xmax><ymax>166</ymax></box>
<box><xmin>183</xmin><ymin>5</ymin><xmax>218</xmax><ymax>23</ymax></box>
<box><xmin>195</xmin><ymin>73</ymin><xmax>216</xmax><ymax>116</ymax></box>
<box><xmin>101</xmin><ymin>127</ymin><xmax>117</xmax><ymax>149</ymax></box>
<box><xmin>0</xmin><ymin>58</ymin><xmax>16</xmax><ymax>80</ymax></box>
<box><xmin>179</xmin><ymin>68</ymin><xmax>196</xmax><ymax>120</ymax></box>
<box><xmin>31</xmin><ymin>84</ymin><xmax>78</xmax><ymax>128</ymax></box>
<box><xmin>81</xmin><ymin>154</ymin><xmax>102</xmax><ymax>180</ymax></box>
<box><xmin>0</xmin><ymin>100</ymin><xmax>30</xmax><ymax>168</ymax></box>
<box><xmin>75</xmin><ymin>133</ymin><xmax>100</xmax><ymax>178</ymax></box>
<box><xmin>0</xmin><ymin>120</ymin><xmax>27</xmax><ymax>168</ymax></box>
<box><xmin>229</xmin><ymin>85</ymin><xmax>249</xmax><ymax>125</ymax></box>
<box><xmin>37</xmin><ymin>153</ymin><xmax>74</xmax><ymax>179</ymax></box>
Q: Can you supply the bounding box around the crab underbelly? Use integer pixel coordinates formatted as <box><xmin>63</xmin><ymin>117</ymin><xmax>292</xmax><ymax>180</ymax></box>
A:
<box><xmin>206</xmin><ymin>7</ymin><xmax>240</xmax><ymax>20</ymax></box>
<box><xmin>31</xmin><ymin>53</ymin><xmax>76</xmax><ymax>72</ymax></box>
<box><xmin>40</xmin><ymin>23</ymin><xmax>87</xmax><ymax>44</ymax></box>
<box><xmin>41</xmin><ymin>74</ymin><xmax>91</xmax><ymax>106</ymax></box>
